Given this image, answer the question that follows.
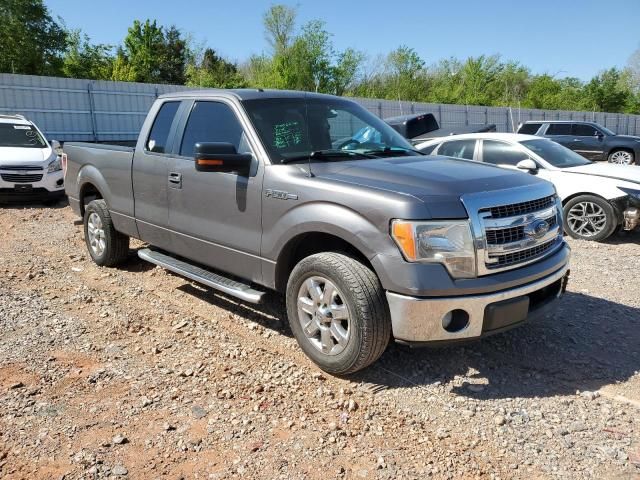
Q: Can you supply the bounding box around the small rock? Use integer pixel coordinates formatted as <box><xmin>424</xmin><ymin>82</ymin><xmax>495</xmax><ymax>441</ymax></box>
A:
<box><xmin>580</xmin><ymin>390</ymin><xmax>600</xmax><ymax>400</ymax></box>
<box><xmin>192</xmin><ymin>405</ymin><xmax>207</xmax><ymax>419</ymax></box>
<box><xmin>348</xmin><ymin>399</ymin><xmax>358</xmax><ymax>412</ymax></box>
<box><xmin>112</xmin><ymin>434</ymin><xmax>127</xmax><ymax>445</ymax></box>
<box><xmin>112</xmin><ymin>464</ymin><xmax>128</xmax><ymax>476</ymax></box>
<box><xmin>494</xmin><ymin>415</ymin><xmax>506</xmax><ymax>426</ymax></box>
<box><xmin>9</xmin><ymin>381</ymin><xmax>25</xmax><ymax>389</ymax></box>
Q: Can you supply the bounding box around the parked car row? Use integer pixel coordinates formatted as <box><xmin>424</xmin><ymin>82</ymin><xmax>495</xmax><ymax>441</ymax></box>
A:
<box><xmin>416</xmin><ymin>133</ymin><xmax>640</xmax><ymax>242</ymax></box>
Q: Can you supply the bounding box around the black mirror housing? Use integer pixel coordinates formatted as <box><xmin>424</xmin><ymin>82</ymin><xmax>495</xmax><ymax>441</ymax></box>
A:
<box><xmin>194</xmin><ymin>142</ymin><xmax>252</xmax><ymax>175</ymax></box>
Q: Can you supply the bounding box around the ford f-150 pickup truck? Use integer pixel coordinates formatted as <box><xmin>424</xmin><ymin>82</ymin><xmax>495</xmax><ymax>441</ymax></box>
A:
<box><xmin>64</xmin><ymin>89</ymin><xmax>571</xmax><ymax>374</ymax></box>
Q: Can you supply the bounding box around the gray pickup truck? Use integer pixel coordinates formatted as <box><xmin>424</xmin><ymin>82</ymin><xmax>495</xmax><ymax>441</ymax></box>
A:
<box><xmin>64</xmin><ymin>89</ymin><xmax>570</xmax><ymax>374</ymax></box>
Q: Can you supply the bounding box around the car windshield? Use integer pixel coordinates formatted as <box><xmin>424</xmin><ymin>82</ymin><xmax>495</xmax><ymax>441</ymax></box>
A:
<box><xmin>242</xmin><ymin>96</ymin><xmax>417</xmax><ymax>163</ymax></box>
<box><xmin>598</xmin><ymin>125</ymin><xmax>616</xmax><ymax>136</ymax></box>
<box><xmin>521</xmin><ymin>139</ymin><xmax>592</xmax><ymax>168</ymax></box>
<box><xmin>0</xmin><ymin>123</ymin><xmax>47</xmax><ymax>148</ymax></box>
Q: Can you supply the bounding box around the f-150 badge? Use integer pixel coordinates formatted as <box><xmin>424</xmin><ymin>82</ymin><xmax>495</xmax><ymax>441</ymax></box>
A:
<box><xmin>265</xmin><ymin>189</ymin><xmax>298</xmax><ymax>200</ymax></box>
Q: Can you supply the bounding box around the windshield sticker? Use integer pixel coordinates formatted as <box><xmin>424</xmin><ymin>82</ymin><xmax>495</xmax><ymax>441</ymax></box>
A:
<box><xmin>274</xmin><ymin>121</ymin><xmax>303</xmax><ymax>148</ymax></box>
<box><xmin>13</xmin><ymin>125</ymin><xmax>31</xmax><ymax>130</ymax></box>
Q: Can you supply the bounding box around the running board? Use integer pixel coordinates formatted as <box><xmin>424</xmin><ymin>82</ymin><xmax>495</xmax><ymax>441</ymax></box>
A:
<box><xmin>137</xmin><ymin>248</ymin><xmax>265</xmax><ymax>304</ymax></box>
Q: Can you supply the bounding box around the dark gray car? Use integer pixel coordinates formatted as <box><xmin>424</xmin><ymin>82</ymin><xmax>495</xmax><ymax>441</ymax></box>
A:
<box><xmin>518</xmin><ymin>120</ymin><xmax>640</xmax><ymax>165</ymax></box>
<box><xmin>63</xmin><ymin>89</ymin><xmax>570</xmax><ymax>375</ymax></box>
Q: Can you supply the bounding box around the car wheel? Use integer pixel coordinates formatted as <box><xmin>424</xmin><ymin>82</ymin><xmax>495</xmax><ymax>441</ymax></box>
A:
<box><xmin>563</xmin><ymin>195</ymin><xmax>617</xmax><ymax>242</ymax></box>
<box><xmin>84</xmin><ymin>199</ymin><xmax>129</xmax><ymax>266</ymax></box>
<box><xmin>608</xmin><ymin>149</ymin><xmax>635</xmax><ymax>165</ymax></box>
<box><xmin>286</xmin><ymin>252</ymin><xmax>391</xmax><ymax>375</ymax></box>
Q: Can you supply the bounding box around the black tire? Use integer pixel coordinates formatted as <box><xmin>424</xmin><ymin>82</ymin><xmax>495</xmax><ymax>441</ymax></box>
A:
<box><xmin>563</xmin><ymin>195</ymin><xmax>618</xmax><ymax>242</ymax></box>
<box><xmin>286</xmin><ymin>252</ymin><xmax>391</xmax><ymax>375</ymax></box>
<box><xmin>83</xmin><ymin>199</ymin><xmax>129</xmax><ymax>266</ymax></box>
<box><xmin>607</xmin><ymin>149</ymin><xmax>635</xmax><ymax>165</ymax></box>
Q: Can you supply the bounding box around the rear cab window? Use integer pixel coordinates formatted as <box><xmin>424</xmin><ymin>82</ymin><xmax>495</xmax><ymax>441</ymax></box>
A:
<box><xmin>146</xmin><ymin>101</ymin><xmax>180</xmax><ymax>153</ymax></box>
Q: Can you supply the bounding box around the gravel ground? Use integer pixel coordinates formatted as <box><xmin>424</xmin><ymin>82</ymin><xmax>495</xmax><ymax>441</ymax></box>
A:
<box><xmin>1</xmin><ymin>201</ymin><xmax>639</xmax><ymax>480</ymax></box>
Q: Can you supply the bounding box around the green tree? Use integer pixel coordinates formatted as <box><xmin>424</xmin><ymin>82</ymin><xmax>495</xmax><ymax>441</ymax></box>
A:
<box><xmin>263</xmin><ymin>4</ymin><xmax>296</xmax><ymax>53</ymax></box>
<box><xmin>384</xmin><ymin>46</ymin><xmax>426</xmax><ymax>101</ymax></box>
<box><xmin>186</xmin><ymin>48</ymin><xmax>247</xmax><ymax>88</ymax></box>
<box><xmin>62</xmin><ymin>30</ymin><xmax>113</xmax><ymax>80</ymax></box>
<box><xmin>0</xmin><ymin>0</ymin><xmax>67</xmax><ymax>75</ymax></box>
<box><xmin>159</xmin><ymin>26</ymin><xmax>188</xmax><ymax>85</ymax></box>
<box><xmin>583</xmin><ymin>68</ymin><xmax>631</xmax><ymax>113</ymax></box>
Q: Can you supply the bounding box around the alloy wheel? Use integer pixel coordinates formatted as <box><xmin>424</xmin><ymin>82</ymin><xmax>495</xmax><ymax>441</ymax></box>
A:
<box><xmin>566</xmin><ymin>202</ymin><xmax>608</xmax><ymax>237</ymax></box>
<box><xmin>297</xmin><ymin>276</ymin><xmax>350</xmax><ymax>356</ymax></box>
<box><xmin>87</xmin><ymin>212</ymin><xmax>106</xmax><ymax>257</ymax></box>
<box><xmin>609</xmin><ymin>151</ymin><xmax>633</xmax><ymax>165</ymax></box>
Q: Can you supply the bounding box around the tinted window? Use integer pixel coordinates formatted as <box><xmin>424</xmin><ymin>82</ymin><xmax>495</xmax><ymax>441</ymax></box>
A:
<box><xmin>0</xmin><ymin>123</ymin><xmax>46</xmax><ymax>148</ymax></box>
<box><xmin>546</xmin><ymin>123</ymin><xmax>572</xmax><ymax>135</ymax></box>
<box><xmin>438</xmin><ymin>139</ymin><xmax>476</xmax><ymax>160</ymax></box>
<box><xmin>419</xmin><ymin>143</ymin><xmax>438</xmax><ymax>155</ymax></box>
<box><xmin>518</xmin><ymin>123</ymin><xmax>542</xmax><ymax>135</ymax></box>
<box><xmin>572</xmin><ymin>123</ymin><xmax>598</xmax><ymax>136</ymax></box>
<box><xmin>521</xmin><ymin>139</ymin><xmax>591</xmax><ymax>168</ymax></box>
<box><xmin>146</xmin><ymin>101</ymin><xmax>179</xmax><ymax>153</ymax></box>
<box><xmin>180</xmin><ymin>101</ymin><xmax>250</xmax><ymax>157</ymax></box>
<box><xmin>482</xmin><ymin>140</ymin><xmax>529</xmax><ymax>166</ymax></box>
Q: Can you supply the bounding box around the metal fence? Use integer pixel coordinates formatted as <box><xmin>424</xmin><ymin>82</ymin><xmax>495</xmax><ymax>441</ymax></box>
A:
<box><xmin>2</xmin><ymin>73</ymin><xmax>640</xmax><ymax>142</ymax></box>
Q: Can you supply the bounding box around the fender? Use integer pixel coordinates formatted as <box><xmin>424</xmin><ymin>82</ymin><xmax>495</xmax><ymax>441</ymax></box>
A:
<box><xmin>261</xmin><ymin>201</ymin><xmax>398</xmax><ymax>289</ymax></box>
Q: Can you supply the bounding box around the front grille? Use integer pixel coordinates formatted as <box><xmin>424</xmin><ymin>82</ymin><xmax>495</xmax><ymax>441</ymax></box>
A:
<box><xmin>0</xmin><ymin>165</ymin><xmax>43</xmax><ymax>171</ymax></box>
<box><xmin>482</xmin><ymin>195</ymin><xmax>555</xmax><ymax>219</ymax></box>
<box><xmin>488</xmin><ymin>239</ymin><xmax>558</xmax><ymax>268</ymax></box>
<box><xmin>1</xmin><ymin>173</ymin><xmax>43</xmax><ymax>183</ymax></box>
<box><xmin>486</xmin><ymin>214</ymin><xmax>557</xmax><ymax>245</ymax></box>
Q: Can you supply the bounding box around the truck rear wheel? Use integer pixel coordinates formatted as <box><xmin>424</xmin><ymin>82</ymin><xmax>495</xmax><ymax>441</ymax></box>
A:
<box><xmin>286</xmin><ymin>252</ymin><xmax>391</xmax><ymax>375</ymax></box>
<box><xmin>84</xmin><ymin>199</ymin><xmax>129</xmax><ymax>266</ymax></box>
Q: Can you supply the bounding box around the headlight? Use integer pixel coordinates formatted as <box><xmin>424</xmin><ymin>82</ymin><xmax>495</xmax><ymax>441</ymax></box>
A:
<box><xmin>391</xmin><ymin>220</ymin><xmax>476</xmax><ymax>278</ymax></box>
<box><xmin>47</xmin><ymin>156</ymin><xmax>62</xmax><ymax>173</ymax></box>
<box><xmin>619</xmin><ymin>187</ymin><xmax>640</xmax><ymax>200</ymax></box>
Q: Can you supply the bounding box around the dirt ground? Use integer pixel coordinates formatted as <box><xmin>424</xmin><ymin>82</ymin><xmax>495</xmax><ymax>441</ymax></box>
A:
<box><xmin>1</xmin><ymin>201</ymin><xmax>639</xmax><ymax>480</ymax></box>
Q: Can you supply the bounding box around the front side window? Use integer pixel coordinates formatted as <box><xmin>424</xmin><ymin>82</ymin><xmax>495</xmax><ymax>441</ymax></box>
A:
<box><xmin>180</xmin><ymin>101</ymin><xmax>251</xmax><ymax>157</ymax></box>
<box><xmin>521</xmin><ymin>139</ymin><xmax>591</xmax><ymax>168</ymax></box>
<box><xmin>482</xmin><ymin>140</ymin><xmax>529</xmax><ymax>166</ymax></box>
<box><xmin>0</xmin><ymin>123</ymin><xmax>46</xmax><ymax>148</ymax></box>
<box><xmin>437</xmin><ymin>139</ymin><xmax>476</xmax><ymax>160</ymax></box>
<box><xmin>146</xmin><ymin>101</ymin><xmax>180</xmax><ymax>153</ymax></box>
<box><xmin>545</xmin><ymin>123</ymin><xmax>572</xmax><ymax>135</ymax></box>
<box><xmin>242</xmin><ymin>97</ymin><xmax>415</xmax><ymax>164</ymax></box>
<box><xmin>420</xmin><ymin>143</ymin><xmax>438</xmax><ymax>155</ymax></box>
<box><xmin>572</xmin><ymin>124</ymin><xmax>598</xmax><ymax>136</ymax></box>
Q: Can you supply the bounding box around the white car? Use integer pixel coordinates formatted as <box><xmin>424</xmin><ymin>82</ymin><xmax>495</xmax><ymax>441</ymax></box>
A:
<box><xmin>0</xmin><ymin>114</ymin><xmax>64</xmax><ymax>203</ymax></box>
<box><xmin>416</xmin><ymin>133</ymin><xmax>640</xmax><ymax>241</ymax></box>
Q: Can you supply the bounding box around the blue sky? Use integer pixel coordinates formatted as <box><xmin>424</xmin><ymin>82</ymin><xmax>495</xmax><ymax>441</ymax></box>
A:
<box><xmin>47</xmin><ymin>0</ymin><xmax>639</xmax><ymax>80</ymax></box>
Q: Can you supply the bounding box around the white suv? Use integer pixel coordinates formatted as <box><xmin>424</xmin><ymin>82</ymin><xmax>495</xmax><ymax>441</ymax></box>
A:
<box><xmin>0</xmin><ymin>114</ymin><xmax>64</xmax><ymax>202</ymax></box>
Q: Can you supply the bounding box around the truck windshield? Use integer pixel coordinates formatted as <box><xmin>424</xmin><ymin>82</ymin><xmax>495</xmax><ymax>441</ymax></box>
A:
<box><xmin>0</xmin><ymin>123</ymin><xmax>47</xmax><ymax>148</ymax></box>
<box><xmin>242</xmin><ymin>96</ymin><xmax>417</xmax><ymax>163</ymax></box>
<box><xmin>521</xmin><ymin>139</ymin><xmax>592</xmax><ymax>168</ymax></box>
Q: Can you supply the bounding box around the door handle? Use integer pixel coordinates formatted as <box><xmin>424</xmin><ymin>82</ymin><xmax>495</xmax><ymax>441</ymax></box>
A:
<box><xmin>168</xmin><ymin>172</ymin><xmax>182</xmax><ymax>188</ymax></box>
<box><xmin>572</xmin><ymin>138</ymin><xmax>582</xmax><ymax>142</ymax></box>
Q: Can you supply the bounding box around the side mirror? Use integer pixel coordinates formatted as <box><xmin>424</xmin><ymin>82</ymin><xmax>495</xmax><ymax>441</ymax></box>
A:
<box><xmin>194</xmin><ymin>142</ymin><xmax>252</xmax><ymax>175</ymax></box>
<box><xmin>50</xmin><ymin>139</ymin><xmax>61</xmax><ymax>151</ymax></box>
<box><xmin>516</xmin><ymin>159</ymin><xmax>538</xmax><ymax>172</ymax></box>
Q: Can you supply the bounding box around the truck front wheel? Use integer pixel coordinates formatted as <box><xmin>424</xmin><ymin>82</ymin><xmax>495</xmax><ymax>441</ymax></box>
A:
<box><xmin>83</xmin><ymin>199</ymin><xmax>129</xmax><ymax>267</ymax></box>
<box><xmin>286</xmin><ymin>252</ymin><xmax>391</xmax><ymax>375</ymax></box>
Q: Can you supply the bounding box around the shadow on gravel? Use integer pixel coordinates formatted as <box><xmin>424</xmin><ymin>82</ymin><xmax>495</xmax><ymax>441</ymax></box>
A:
<box><xmin>601</xmin><ymin>230</ymin><xmax>640</xmax><ymax>245</ymax></box>
<box><xmin>0</xmin><ymin>197</ymin><xmax>68</xmax><ymax>209</ymax></box>
<box><xmin>353</xmin><ymin>292</ymin><xmax>640</xmax><ymax>400</ymax></box>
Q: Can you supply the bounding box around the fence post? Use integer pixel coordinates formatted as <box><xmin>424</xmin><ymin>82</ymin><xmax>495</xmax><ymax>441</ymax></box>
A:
<box><xmin>410</xmin><ymin>103</ymin><xmax>415</xmax><ymax>114</ymax></box>
<box><xmin>438</xmin><ymin>105</ymin><xmax>443</xmax><ymax>126</ymax></box>
<box><xmin>465</xmin><ymin>105</ymin><xmax>469</xmax><ymax>126</ymax></box>
<box><xmin>377</xmin><ymin>101</ymin><xmax>382</xmax><ymax>118</ymax></box>
<box><xmin>485</xmin><ymin>107</ymin><xmax>488</xmax><ymax>124</ymax></box>
<box><xmin>87</xmin><ymin>82</ymin><xmax>98</xmax><ymax>143</ymax></box>
<box><xmin>505</xmin><ymin>109</ymin><xmax>510</xmax><ymax>132</ymax></box>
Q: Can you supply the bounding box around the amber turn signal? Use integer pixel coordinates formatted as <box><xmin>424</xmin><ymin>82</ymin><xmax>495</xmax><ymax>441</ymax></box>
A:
<box><xmin>196</xmin><ymin>158</ymin><xmax>224</xmax><ymax>166</ymax></box>
<box><xmin>391</xmin><ymin>221</ymin><xmax>416</xmax><ymax>261</ymax></box>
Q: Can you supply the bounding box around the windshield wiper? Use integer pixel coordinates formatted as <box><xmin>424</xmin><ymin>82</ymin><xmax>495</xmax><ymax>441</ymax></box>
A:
<box><xmin>362</xmin><ymin>146</ymin><xmax>424</xmax><ymax>156</ymax></box>
<box><xmin>281</xmin><ymin>149</ymin><xmax>376</xmax><ymax>164</ymax></box>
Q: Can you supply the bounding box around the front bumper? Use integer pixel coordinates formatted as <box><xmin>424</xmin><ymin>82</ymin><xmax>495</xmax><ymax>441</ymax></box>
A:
<box><xmin>386</xmin><ymin>262</ymin><xmax>570</xmax><ymax>344</ymax></box>
<box><xmin>0</xmin><ymin>170</ymin><xmax>65</xmax><ymax>202</ymax></box>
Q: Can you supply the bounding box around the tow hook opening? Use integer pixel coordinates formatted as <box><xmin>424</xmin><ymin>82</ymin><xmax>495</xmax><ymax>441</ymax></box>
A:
<box><xmin>442</xmin><ymin>309</ymin><xmax>470</xmax><ymax>333</ymax></box>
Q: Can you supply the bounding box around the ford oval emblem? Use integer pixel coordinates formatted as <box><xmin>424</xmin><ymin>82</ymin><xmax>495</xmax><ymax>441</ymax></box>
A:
<box><xmin>526</xmin><ymin>219</ymin><xmax>550</xmax><ymax>239</ymax></box>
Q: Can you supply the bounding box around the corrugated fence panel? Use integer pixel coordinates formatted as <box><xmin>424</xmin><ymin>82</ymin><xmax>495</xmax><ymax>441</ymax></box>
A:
<box><xmin>2</xmin><ymin>74</ymin><xmax>640</xmax><ymax>141</ymax></box>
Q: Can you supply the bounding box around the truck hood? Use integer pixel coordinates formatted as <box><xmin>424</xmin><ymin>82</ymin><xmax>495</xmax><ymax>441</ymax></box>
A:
<box><xmin>309</xmin><ymin>155</ymin><xmax>549</xmax><ymax>218</ymax></box>
<box><xmin>563</xmin><ymin>163</ymin><xmax>640</xmax><ymax>185</ymax></box>
<box><xmin>0</xmin><ymin>146</ymin><xmax>52</xmax><ymax>166</ymax></box>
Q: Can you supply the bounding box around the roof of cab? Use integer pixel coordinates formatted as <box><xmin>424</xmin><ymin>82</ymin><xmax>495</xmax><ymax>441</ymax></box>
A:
<box><xmin>158</xmin><ymin>88</ymin><xmax>345</xmax><ymax>102</ymax></box>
